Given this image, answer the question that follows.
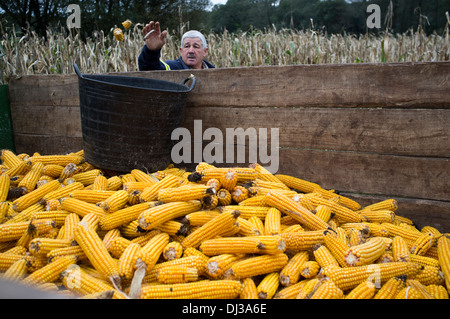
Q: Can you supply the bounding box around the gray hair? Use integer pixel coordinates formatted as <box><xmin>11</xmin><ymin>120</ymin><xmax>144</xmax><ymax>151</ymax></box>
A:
<box><xmin>181</xmin><ymin>30</ymin><xmax>207</xmax><ymax>49</ymax></box>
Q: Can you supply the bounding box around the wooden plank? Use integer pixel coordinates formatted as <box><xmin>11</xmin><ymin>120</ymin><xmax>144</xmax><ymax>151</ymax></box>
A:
<box><xmin>10</xmin><ymin>105</ymin><xmax>82</xmax><ymax>136</ymax></box>
<box><xmin>346</xmin><ymin>193</ymin><xmax>450</xmax><ymax>233</ymax></box>
<box><xmin>124</xmin><ymin>62</ymin><xmax>450</xmax><ymax>108</ymax></box>
<box><xmin>13</xmin><ymin>135</ymin><xmax>83</xmax><ymax>156</ymax></box>
<box><xmin>277</xmin><ymin>148</ymin><xmax>450</xmax><ymax>202</ymax></box>
<box><xmin>181</xmin><ymin>107</ymin><xmax>450</xmax><ymax>157</ymax></box>
<box><xmin>8</xmin><ymin>62</ymin><xmax>450</xmax><ymax>109</ymax></box>
<box><xmin>8</xmin><ymin>74</ymin><xmax>79</xmax><ymax>107</ymax></box>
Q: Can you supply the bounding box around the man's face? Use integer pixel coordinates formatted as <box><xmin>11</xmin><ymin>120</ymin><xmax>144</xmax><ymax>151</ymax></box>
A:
<box><xmin>180</xmin><ymin>37</ymin><xmax>208</xmax><ymax>69</ymax></box>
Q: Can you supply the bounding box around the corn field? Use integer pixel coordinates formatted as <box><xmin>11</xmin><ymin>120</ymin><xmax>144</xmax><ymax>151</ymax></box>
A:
<box><xmin>1</xmin><ymin>21</ymin><xmax>449</xmax><ymax>83</ymax></box>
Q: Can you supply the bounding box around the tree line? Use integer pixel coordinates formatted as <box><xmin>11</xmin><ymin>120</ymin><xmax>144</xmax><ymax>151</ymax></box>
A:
<box><xmin>1</xmin><ymin>0</ymin><xmax>449</xmax><ymax>38</ymax></box>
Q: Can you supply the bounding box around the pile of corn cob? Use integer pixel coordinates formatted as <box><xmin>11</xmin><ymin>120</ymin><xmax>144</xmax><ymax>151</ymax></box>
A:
<box><xmin>0</xmin><ymin>148</ymin><xmax>449</xmax><ymax>299</ymax></box>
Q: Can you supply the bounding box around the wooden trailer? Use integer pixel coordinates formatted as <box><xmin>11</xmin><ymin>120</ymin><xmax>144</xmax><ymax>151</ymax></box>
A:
<box><xmin>6</xmin><ymin>61</ymin><xmax>450</xmax><ymax>232</ymax></box>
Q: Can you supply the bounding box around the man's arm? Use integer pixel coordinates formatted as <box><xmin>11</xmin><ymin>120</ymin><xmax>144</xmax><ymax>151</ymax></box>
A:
<box><xmin>138</xmin><ymin>21</ymin><xmax>170</xmax><ymax>71</ymax></box>
<box><xmin>138</xmin><ymin>46</ymin><xmax>169</xmax><ymax>71</ymax></box>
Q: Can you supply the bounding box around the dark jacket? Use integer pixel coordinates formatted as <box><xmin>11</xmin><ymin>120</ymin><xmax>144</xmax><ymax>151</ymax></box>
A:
<box><xmin>138</xmin><ymin>45</ymin><xmax>215</xmax><ymax>71</ymax></box>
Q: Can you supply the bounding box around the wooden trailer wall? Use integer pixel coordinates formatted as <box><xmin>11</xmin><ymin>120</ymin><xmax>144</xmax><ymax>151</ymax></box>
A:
<box><xmin>7</xmin><ymin>61</ymin><xmax>450</xmax><ymax>232</ymax></box>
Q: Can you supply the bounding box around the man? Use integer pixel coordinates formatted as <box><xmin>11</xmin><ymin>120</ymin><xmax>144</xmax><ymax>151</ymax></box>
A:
<box><xmin>138</xmin><ymin>21</ymin><xmax>215</xmax><ymax>71</ymax></box>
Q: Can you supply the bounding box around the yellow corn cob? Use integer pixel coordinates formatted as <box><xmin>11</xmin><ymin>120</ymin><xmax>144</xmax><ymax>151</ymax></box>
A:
<box><xmin>126</xmin><ymin>189</ymin><xmax>141</xmax><ymax>206</ymax></box>
<box><xmin>274</xmin><ymin>174</ymin><xmax>320</xmax><ymax>193</ymax></box>
<box><xmin>60</xmin><ymin>213</ymin><xmax>79</xmax><ymax>242</ymax></box>
<box><xmin>71</xmin><ymin>169</ymin><xmax>102</xmax><ymax>186</ymax></box>
<box><xmin>29</xmin><ymin>154</ymin><xmax>84</xmax><ymax>166</ymax></box>
<box><xmin>296</xmin><ymin>278</ymin><xmax>321</xmax><ymax>299</ymax></box>
<box><xmin>108</xmin><ymin>236</ymin><xmax>132</xmax><ymax>259</ymax></box>
<box><xmin>22</xmin><ymin>255</ymin><xmax>77</xmax><ymax>286</ymax></box>
<box><xmin>156</xmin><ymin>265</ymin><xmax>198</xmax><ymax>284</ymax></box>
<box><xmin>131</xmin><ymin>169</ymin><xmax>158</xmax><ymax>185</ymax></box>
<box><xmin>1</xmin><ymin>149</ymin><xmax>24</xmax><ymax>168</ymax></box>
<box><xmin>226</xmin><ymin>253</ymin><xmax>288</xmax><ymax>279</ymax></box>
<box><xmin>157</xmin><ymin>184</ymin><xmax>215</xmax><ymax>203</ymax></box>
<box><xmin>414</xmin><ymin>265</ymin><xmax>445</xmax><ymax>286</ymax></box>
<box><xmin>205</xmin><ymin>178</ymin><xmax>221</xmax><ymax>191</ymax></box>
<box><xmin>101</xmin><ymin>229</ymin><xmax>121</xmax><ymax>251</ymax></box>
<box><xmin>312</xmin><ymin>243</ymin><xmax>340</xmax><ymax>269</ymax></box>
<box><xmin>391</xmin><ymin>236</ymin><xmax>410</xmax><ymax>262</ymax></box>
<box><xmin>0</xmin><ymin>221</ymin><xmax>30</xmax><ymax>242</ymax></box>
<box><xmin>118</xmin><ymin>242</ymin><xmax>140</xmax><ymax>280</ymax></box>
<box><xmin>155</xmin><ymin>220</ymin><xmax>187</xmax><ymax>237</ymax></box>
<box><xmin>323</xmin><ymin>261</ymin><xmax>422</xmax><ymax>291</ymax></box>
<box><xmin>281</xmin><ymin>230</ymin><xmax>324</xmax><ymax>251</ymax></box>
<box><xmin>426</xmin><ymin>284</ymin><xmax>449</xmax><ymax>299</ymax></box>
<box><xmin>0</xmin><ymin>173</ymin><xmax>11</xmax><ymax>202</ymax></box>
<box><xmin>12</xmin><ymin>179</ymin><xmax>60</xmax><ymax>212</ymax></box>
<box><xmin>140</xmin><ymin>279</ymin><xmax>242</xmax><ymax>299</ymax></box>
<box><xmin>305</xmin><ymin>193</ymin><xmax>361</xmax><ymax>224</ymax></box>
<box><xmin>344</xmin><ymin>237</ymin><xmax>387</xmax><ymax>267</ymax></box>
<box><xmin>257</xmin><ymin>272</ymin><xmax>280</xmax><ymax>299</ymax></box>
<box><xmin>273</xmin><ymin>280</ymin><xmax>307</xmax><ymax>299</ymax></box>
<box><xmin>381</xmin><ymin>222</ymin><xmax>422</xmax><ymax>242</ymax></box>
<box><xmin>138</xmin><ymin>201</ymin><xmax>202</xmax><ymax>231</ymax></box>
<box><xmin>280</xmin><ymin>251</ymin><xmax>309</xmax><ymax>286</ymax></box>
<box><xmin>395</xmin><ymin>286</ymin><xmax>424</xmax><ymax>299</ymax></box>
<box><xmin>144</xmin><ymin>255</ymin><xmax>208</xmax><ymax>283</ymax></box>
<box><xmin>347</xmin><ymin>229</ymin><xmax>365</xmax><ymax>247</ymax></box>
<box><xmin>73</xmin><ymin>221</ymin><xmax>121</xmax><ymax>288</ymax></box>
<box><xmin>205</xmin><ymin>254</ymin><xmax>245</xmax><ymax>279</ymax></box>
<box><xmin>345</xmin><ymin>280</ymin><xmax>376</xmax><ymax>299</ymax></box>
<box><xmin>60</xmin><ymin>266</ymin><xmax>126</xmax><ymax>299</ymax></box>
<box><xmin>409</xmin><ymin>254</ymin><xmax>440</xmax><ymax>268</ymax></box>
<box><xmin>361</xmin><ymin>199</ymin><xmax>398</xmax><ymax>212</ymax></box>
<box><xmin>40</xmin><ymin>182</ymin><xmax>84</xmax><ymax>204</ymax></box>
<box><xmin>264</xmin><ymin>207</ymin><xmax>281</xmax><ymax>235</ymax></box>
<box><xmin>240</xmin><ymin>277</ymin><xmax>259</xmax><ymax>299</ymax></box>
<box><xmin>313</xmin><ymin>205</ymin><xmax>332</xmax><ymax>223</ymax></box>
<box><xmin>372</xmin><ymin>275</ymin><xmax>407</xmax><ymax>299</ymax></box>
<box><xmin>0</xmin><ymin>252</ymin><xmax>36</xmax><ymax>271</ymax></box>
<box><xmin>410</xmin><ymin>232</ymin><xmax>436</xmax><ymax>256</ymax></box>
<box><xmin>91</xmin><ymin>175</ymin><xmax>108</xmax><ymax>191</ymax></box>
<box><xmin>311</xmin><ymin>187</ymin><xmax>362</xmax><ymax>211</ymax></box>
<box><xmin>28</xmin><ymin>237</ymin><xmax>72</xmax><ymax>255</ymax></box>
<box><xmin>231</xmin><ymin>185</ymin><xmax>249</xmax><ymax>203</ymax></box>
<box><xmin>106</xmin><ymin>176</ymin><xmax>122</xmax><ymax>191</ymax></box>
<box><xmin>394</xmin><ymin>215</ymin><xmax>415</xmax><ymax>226</ymax></box>
<box><xmin>41</xmin><ymin>164</ymin><xmax>64</xmax><ymax>178</ymax></box>
<box><xmin>163</xmin><ymin>241</ymin><xmax>184</xmax><ymax>261</ymax></box>
<box><xmin>69</xmin><ymin>189</ymin><xmax>116</xmax><ymax>203</ymax></box>
<box><xmin>59</xmin><ymin>197</ymin><xmax>105</xmax><ymax>218</ymax></box>
<box><xmin>97</xmin><ymin>190</ymin><xmax>129</xmax><ymax>213</ymax></box>
<box><xmin>300</xmin><ymin>261</ymin><xmax>321</xmax><ymax>278</ymax></box>
<box><xmin>238</xmin><ymin>195</ymin><xmax>268</xmax><ymax>207</ymax></box>
<box><xmin>44</xmin><ymin>198</ymin><xmax>61</xmax><ymax>211</ymax></box>
<box><xmin>200</xmin><ymin>194</ymin><xmax>218</xmax><ymax>210</ymax></box>
<box><xmin>182</xmin><ymin>210</ymin><xmax>220</xmax><ymax>227</ymax></box>
<box><xmin>248</xmin><ymin>163</ymin><xmax>284</xmax><ymax>185</ymax></box>
<box><xmin>248</xmin><ymin>215</ymin><xmax>265</xmax><ymax>236</ymax></box>
<box><xmin>136</xmin><ymin>232</ymin><xmax>170</xmax><ymax>269</ymax></box>
<box><xmin>29</xmin><ymin>210</ymin><xmax>71</xmax><ymax>227</ymax></box>
<box><xmin>120</xmin><ymin>173</ymin><xmax>136</xmax><ymax>184</ymax></box>
<box><xmin>217</xmin><ymin>188</ymin><xmax>232</xmax><ymax>206</ymax></box>
<box><xmin>47</xmin><ymin>245</ymin><xmax>86</xmax><ymax>262</ymax></box>
<box><xmin>421</xmin><ymin>226</ymin><xmax>442</xmax><ymax>237</ymax></box>
<box><xmin>58</xmin><ymin>163</ymin><xmax>81</xmax><ymax>182</ymax></box>
<box><xmin>181</xmin><ymin>210</ymin><xmax>240</xmax><ymax>249</ymax></box>
<box><xmin>310</xmin><ymin>280</ymin><xmax>344</xmax><ymax>299</ymax></box>
<box><xmin>123</xmin><ymin>181</ymin><xmax>155</xmax><ymax>193</ymax></box>
<box><xmin>437</xmin><ymin>235</ymin><xmax>450</xmax><ymax>293</ymax></box>
<box><xmin>219</xmin><ymin>168</ymin><xmax>238</xmax><ymax>191</ymax></box>
<box><xmin>221</xmin><ymin>205</ymin><xmax>270</xmax><ymax>221</ymax></box>
<box><xmin>139</xmin><ymin>175</ymin><xmax>183</xmax><ymax>202</ymax></box>
<box><xmin>99</xmin><ymin>202</ymin><xmax>160</xmax><ymax>234</ymax></box>
<box><xmin>3</xmin><ymin>258</ymin><xmax>28</xmax><ymax>281</ymax></box>
<box><xmin>264</xmin><ymin>191</ymin><xmax>328</xmax><ymax>231</ymax></box>
<box><xmin>359</xmin><ymin>209</ymin><xmax>395</xmax><ymax>223</ymax></box>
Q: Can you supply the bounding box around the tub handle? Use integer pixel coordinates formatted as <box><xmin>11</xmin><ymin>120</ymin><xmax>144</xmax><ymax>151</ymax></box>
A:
<box><xmin>182</xmin><ymin>74</ymin><xmax>196</xmax><ymax>92</ymax></box>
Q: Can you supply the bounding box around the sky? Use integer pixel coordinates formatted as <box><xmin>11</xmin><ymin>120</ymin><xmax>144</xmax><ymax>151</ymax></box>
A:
<box><xmin>209</xmin><ymin>0</ymin><xmax>227</xmax><ymax>6</ymax></box>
